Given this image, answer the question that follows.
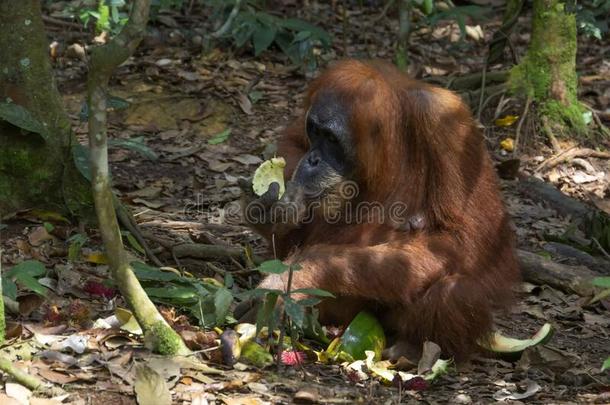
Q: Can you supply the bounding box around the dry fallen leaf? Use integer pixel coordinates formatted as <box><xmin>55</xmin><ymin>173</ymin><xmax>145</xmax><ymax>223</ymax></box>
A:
<box><xmin>134</xmin><ymin>365</ymin><xmax>172</xmax><ymax>405</ymax></box>
<box><xmin>493</xmin><ymin>380</ymin><xmax>541</xmax><ymax>401</ymax></box>
<box><xmin>6</xmin><ymin>382</ymin><xmax>32</xmax><ymax>405</ymax></box>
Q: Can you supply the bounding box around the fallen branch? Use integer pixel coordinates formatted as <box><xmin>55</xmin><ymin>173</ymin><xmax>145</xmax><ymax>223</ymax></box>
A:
<box><xmin>536</xmin><ymin>147</ymin><xmax>610</xmax><ymax>172</ymax></box>
<box><xmin>173</xmin><ymin>243</ymin><xmax>263</xmax><ymax>264</ymax></box>
<box><xmin>518</xmin><ymin>176</ymin><xmax>592</xmax><ymax>220</ymax></box>
<box><xmin>41</xmin><ymin>15</ymin><xmax>83</xmax><ymax>30</ymax></box>
<box><xmin>424</xmin><ymin>70</ymin><xmax>508</xmax><ymax>91</ymax></box>
<box><xmin>139</xmin><ymin>220</ymin><xmax>248</xmax><ymax>233</ymax></box>
<box><xmin>518</xmin><ymin>249</ymin><xmax>597</xmax><ymax>296</ymax></box>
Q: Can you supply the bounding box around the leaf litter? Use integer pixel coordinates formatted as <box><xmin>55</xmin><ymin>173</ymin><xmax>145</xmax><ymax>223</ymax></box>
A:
<box><xmin>1</xmin><ymin>1</ymin><xmax>609</xmax><ymax>404</ymax></box>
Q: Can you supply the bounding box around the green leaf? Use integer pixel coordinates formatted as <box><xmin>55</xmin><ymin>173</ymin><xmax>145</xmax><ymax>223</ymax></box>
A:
<box><xmin>255</xmin><ymin>292</ymin><xmax>279</xmax><ymax>335</ymax></box>
<box><xmin>207</xmin><ymin>128</ymin><xmax>232</xmax><ymax>145</ymax></box>
<box><xmin>224</xmin><ymin>273</ymin><xmax>234</xmax><ymax>288</ymax></box>
<box><xmin>122</xmin><ymin>231</ymin><xmax>145</xmax><ymax>254</ymax></box>
<box><xmin>279</xmin><ymin>18</ymin><xmax>332</xmax><ymax>46</ymax></box>
<box><xmin>253</xmin><ymin>23</ymin><xmax>277</xmax><ymax>56</ymax></box>
<box><xmin>0</xmin><ymin>102</ymin><xmax>47</xmax><ymax>140</ymax></box>
<box><xmin>292</xmin><ymin>30</ymin><xmax>312</xmax><ymax>43</ymax></box>
<box><xmin>592</xmin><ymin>277</ymin><xmax>610</xmax><ymax>288</ymax></box>
<box><xmin>132</xmin><ymin>261</ymin><xmax>182</xmax><ymax>282</ymax></box>
<box><xmin>108</xmin><ymin>95</ymin><xmax>131</xmax><ymax>110</ymax></box>
<box><xmin>96</xmin><ymin>0</ymin><xmax>110</xmax><ymax>32</ymax></box>
<box><xmin>233</xmin><ymin>20</ymin><xmax>256</xmax><ymax>47</ymax></box>
<box><xmin>5</xmin><ymin>260</ymin><xmax>46</xmax><ymax>279</ymax></box>
<box><xmin>297</xmin><ymin>297</ymin><xmax>322</xmax><ymax>307</ymax></box>
<box><xmin>189</xmin><ymin>296</ymin><xmax>216</xmax><ymax>328</ymax></box>
<box><xmin>2</xmin><ymin>278</ymin><xmax>17</xmax><ymax>301</ymax></box>
<box><xmin>109</xmin><ymin>138</ymin><xmax>158</xmax><ymax>160</ymax></box>
<box><xmin>291</xmin><ymin>288</ymin><xmax>335</xmax><ymax>298</ymax></box>
<box><xmin>274</xmin><ymin>32</ymin><xmax>306</xmax><ymax>66</ymax></box>
<box><xmin>68</xmin><ymin>233</ymin><xmax>88</xmax><ymax>262</ymax></box>
<box><xmin>258</xmin><ymin>259</ymin><xmax>289</xmax><ymax>274</ymax></box>
<box><xmin>284</xmin><ymin>297</ymin><xmax>305</xmax><ymax>328</ymax></box>
<box><xmin>603</xmin><ymin>356</ymin><xmax>610</xmax><ymax>372</ymax></box>
<box><xmin>145</xmin><ymin>286</ymin><xmax>197</xmax><ymax>300</ymax></box>
<box><xmin>72</xmin><ymin>144</ymin><xmax>92</xmax><ymax>182</ymax></box>
<box><xmin>237</xmin><ymin>287</ymin><xmax>283</xmax><ymax>300</ymax></box>
<box><xmin>248</xmin><ymin>91</ymin><xmax>263</xmax><ymax>104</ymax></box>
<box><xmin>15</xmin><ymin>273</ymin><xmax>49</xmax><ymax>296</ymax></box>
<box><xmin>214</xmin><ymin>287</ymin><xmax>233</xmax><ymax>324</ymax></box>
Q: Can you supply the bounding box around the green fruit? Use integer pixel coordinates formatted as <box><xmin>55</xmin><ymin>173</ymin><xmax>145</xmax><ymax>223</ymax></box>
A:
<box><xmin>339</xmin><ymin>311</ymin><xmax>386</xmax><ymax>361</ymax></box>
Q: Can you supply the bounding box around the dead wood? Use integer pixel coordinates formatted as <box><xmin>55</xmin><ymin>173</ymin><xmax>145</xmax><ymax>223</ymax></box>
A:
<box><xmin>518</xmin><ymin>249</ymin><xmax>598</xmax><ymax>296</ymax></box>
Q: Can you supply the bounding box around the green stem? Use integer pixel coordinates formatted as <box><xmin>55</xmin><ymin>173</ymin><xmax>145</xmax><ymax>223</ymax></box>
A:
<box><xmin>87</xmin><ymin>0</ymin><xmax>189</xmax><ymax>355</ymax></box>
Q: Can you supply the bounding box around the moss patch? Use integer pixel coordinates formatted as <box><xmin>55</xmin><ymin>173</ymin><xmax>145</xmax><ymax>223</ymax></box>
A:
<box><xmin>508</xmin><ymin>0</ymin><xmax>586</xmax><ymax>135</ymax></box>
<box><xmin>146</xmin><ymin>321</ymin><xmax>190</xmax><ymax>355</ymax></box>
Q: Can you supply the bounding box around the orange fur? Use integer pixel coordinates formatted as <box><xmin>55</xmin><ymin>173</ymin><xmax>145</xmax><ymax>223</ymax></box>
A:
<box><xmin>256</xmin><ymin>59</ymin><xmax>520</xmax><ymax>360</ymax></box>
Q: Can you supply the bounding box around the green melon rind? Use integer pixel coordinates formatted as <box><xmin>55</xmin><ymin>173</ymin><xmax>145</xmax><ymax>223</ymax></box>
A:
<box><xmin>338</xmin><ymin>311</ymin><xmax>386</xmax><ymax>361</ymax></box>
<box><xmin>482</xmin><ymin>323</ymin><xmax>553</xmax><ymax>360</ymax></box>
<box><xmin>252</xmin><ymin>157</ymin><xmax>286</xmax><ymax>198</ymax></box>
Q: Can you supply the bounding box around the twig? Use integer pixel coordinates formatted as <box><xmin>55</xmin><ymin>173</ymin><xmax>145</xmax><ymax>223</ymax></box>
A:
<box><xmin>373</xmin><ymin>0</ymin><xmax>396</xmax><ymax>22</ymax></box>
<box><xmin>476</xmin><ymin>62</ymin><xmax>488</xmax><ymax>121</ymax></box>
<box><xmin>478</xmin><ymin>89</ymin><xmax>506</xmax><ymax>116</ymax></box>
<box><xmin>585</xmin><ymin>105</ymin><xmax>610</xmax><ymax>138</ymax></box>
<box><xmin>513</xmin><ymin>96</ymin><xmax>531</xmax><ymax>154</ymax></box>
<box><xmin>536</xmin><ymin>147</ymin><xmax>610</xmax><ymax>172</ymax></box>
<box><xmin>276</xmin><ymin>263</ymin><xmax>295</xmax><ymax>370</ymax></box>
<box><xmin>114</xmin><ymin>196</ymin><xmax>163</xmax><ymax>267</ymax></box>
<box><xmin>211</xmin><ymin>0</ymin><xmax>242</xmax><ymax>38</ymax></box>
<box><xmin>591</xmin><ymin>238</ymin><xmax>610</xmax><ymax>260</ymax></box>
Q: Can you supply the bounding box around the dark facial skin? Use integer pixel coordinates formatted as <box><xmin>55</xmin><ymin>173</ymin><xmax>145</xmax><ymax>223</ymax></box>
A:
<box><xmin>292</xmin><ymin>92</ymin><xmax>353</xmax><ymax>197</ymax></box>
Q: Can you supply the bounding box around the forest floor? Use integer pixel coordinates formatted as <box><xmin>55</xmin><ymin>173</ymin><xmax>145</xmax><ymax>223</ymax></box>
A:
<box><xmin>1</xmin><ymin>2</ymin><xmax>610</xmax><ymax>404</ymax></box>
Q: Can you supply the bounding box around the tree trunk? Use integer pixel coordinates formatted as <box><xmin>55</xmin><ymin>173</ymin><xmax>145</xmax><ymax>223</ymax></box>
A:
<box><xmin>395</xmin><ymin>0</ymin><xmax>411</xmax><ymax>70</ymax></box>
<box><xmin>0</xmin><ymin>0</ymin><xmax>91</xmax><ymax>217</ymax></box>
<box><xmin>508</xmin><ymin>0</ymin><xmax>585</xmax><ymax>135</ymax></box>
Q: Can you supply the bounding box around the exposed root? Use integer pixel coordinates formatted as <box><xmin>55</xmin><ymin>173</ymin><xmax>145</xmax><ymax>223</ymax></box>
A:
<box><xmin>541</xmin><ymin>116</ymin><xmax>562</xmax><ymax>154</ymax></box>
